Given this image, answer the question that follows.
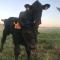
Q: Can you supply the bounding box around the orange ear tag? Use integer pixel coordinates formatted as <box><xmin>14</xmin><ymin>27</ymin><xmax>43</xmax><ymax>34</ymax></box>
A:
<box><xmin>14</xmin><ymin>22</ymin><xmax>22</xmax><ymax>29</ymax></box>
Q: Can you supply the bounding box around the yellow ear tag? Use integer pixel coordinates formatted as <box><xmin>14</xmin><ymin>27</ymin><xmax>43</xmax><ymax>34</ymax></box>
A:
<box><xmin>14</xmin><ymin>22</ymin><xmax>22</xmax><ymax>29</ymax></box>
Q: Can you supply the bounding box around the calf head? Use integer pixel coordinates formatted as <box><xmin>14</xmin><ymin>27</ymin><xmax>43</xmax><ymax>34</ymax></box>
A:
<box><xmin>24</xmin><ymin>1</ymin><xmax>50</xmax><ymax>25</ymax></box>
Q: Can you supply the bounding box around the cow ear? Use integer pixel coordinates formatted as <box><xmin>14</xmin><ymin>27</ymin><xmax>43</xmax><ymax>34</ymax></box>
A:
<box><xmin>24</xmin><ymin>4</ymin><xmax>31</xmax><ymax>8</ymax></box>
<box><xmin>42</xmin><ymin>4</ymin><xmax>50</xmax><ymax>10</ymax></box>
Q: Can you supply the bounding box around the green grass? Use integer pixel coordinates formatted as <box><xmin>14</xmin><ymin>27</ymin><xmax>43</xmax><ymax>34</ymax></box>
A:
<box><xmin>0</xmin><ymin>27</ymin><xmax>60</xmax><ymax>60</ymax></box>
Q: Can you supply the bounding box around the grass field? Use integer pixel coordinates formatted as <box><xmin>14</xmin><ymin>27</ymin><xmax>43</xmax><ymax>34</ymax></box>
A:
<box><xmin>0</xmin><ymin>26</ymin><xmax>60</xmax><ymax>60</ymax></box>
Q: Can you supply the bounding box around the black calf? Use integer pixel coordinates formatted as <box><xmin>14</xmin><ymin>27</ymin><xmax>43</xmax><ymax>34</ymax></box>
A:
<box><xmin>0</xmin><ymin>1</ymin><xmax>50</xmax><ymax>60</ymax></box>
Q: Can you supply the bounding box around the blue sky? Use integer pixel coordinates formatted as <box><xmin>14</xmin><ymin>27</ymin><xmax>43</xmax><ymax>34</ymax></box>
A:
<box><xmin>0</xmin><ymin>0</ymin><xmax>60</xmax><ymax>27</ymax></box>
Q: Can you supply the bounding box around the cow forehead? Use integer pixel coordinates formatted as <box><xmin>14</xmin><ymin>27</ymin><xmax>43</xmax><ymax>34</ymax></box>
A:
<box><xmin>31</xmin><ymin>1</ymin><xmax>42</xmax><ymax>8</ymax></box>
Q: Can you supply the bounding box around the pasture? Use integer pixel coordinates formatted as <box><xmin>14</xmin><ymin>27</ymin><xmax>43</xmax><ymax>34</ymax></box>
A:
<box><xmin>0</xmin><ymin>25</ymin><xmax>60</xmax><ymax>60</ymax></box>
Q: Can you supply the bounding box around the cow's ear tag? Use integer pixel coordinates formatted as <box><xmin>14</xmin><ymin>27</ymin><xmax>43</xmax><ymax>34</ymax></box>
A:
<box><xmin>13</xmin><ymin>21</ymin><xmax>22</xmax><ymax>29</ymax></box>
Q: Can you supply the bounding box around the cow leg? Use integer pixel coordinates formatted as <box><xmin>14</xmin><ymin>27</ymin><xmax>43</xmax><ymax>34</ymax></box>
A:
<box><xmin>31</xmin><ymin>46</ymin><xmax>38</xmax><ymax>60</ymax></box>
<box><xmin>13</xmin><ymin>43</ymin><xmax>20</xmax><ymax>60</ymax></box>
<box><xmin>25</xmin><ymin>46</ymin><xmax>31</xmax><ymax>60</ymax></box>
<box><xmin>0</xmin><ymin>29</ymin><xmax>9</xmax><ymax>52</ymax></box>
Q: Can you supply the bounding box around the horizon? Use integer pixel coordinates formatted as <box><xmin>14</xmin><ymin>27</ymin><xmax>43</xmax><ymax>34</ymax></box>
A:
<box><xmin>0</xmin><ymin>21</ymin><xmax>60</xmax><ymax>28</ymax></box>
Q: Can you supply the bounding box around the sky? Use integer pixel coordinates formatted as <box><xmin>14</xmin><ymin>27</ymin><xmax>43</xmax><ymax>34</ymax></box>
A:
<box><xmin>0</xmin><ymin>0</ymin><xmax>60</xmax><ymax>27</ymax></box>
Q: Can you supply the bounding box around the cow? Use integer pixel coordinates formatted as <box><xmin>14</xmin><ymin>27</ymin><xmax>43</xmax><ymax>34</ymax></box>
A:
<box><xmin>0</xmin><ymin>1</ymin><xmax>50</xmax><ymax>60</ymax></box>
